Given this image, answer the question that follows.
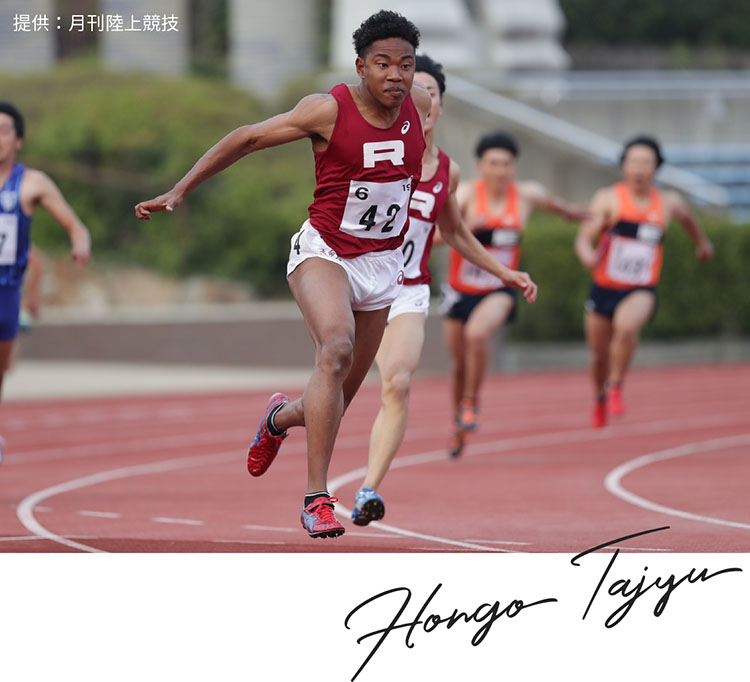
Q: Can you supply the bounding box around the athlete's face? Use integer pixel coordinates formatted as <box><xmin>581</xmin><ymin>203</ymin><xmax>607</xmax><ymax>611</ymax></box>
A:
<box><xmin>357</xmin><ymin>38</ymin><xmax>416</xmax><ymax>109</ymax></box>
<box><xmin>413</xmin><ymin>72</ymin><xmax>442</xmax><ymax>134</ymax></box>
<box><xmin>622</xmin><ymin>144</ymin><xmax>658</xmax><ymax>190</ymax></box>
<box><xmin>477</xmin><ymin>147</ymin><xmax>515</xmax><ymax>188</ymax></box>
<box><xmin>0</xmin><ymin>114</ymin><xmax>22</xmax><ymax>165</ymax></box>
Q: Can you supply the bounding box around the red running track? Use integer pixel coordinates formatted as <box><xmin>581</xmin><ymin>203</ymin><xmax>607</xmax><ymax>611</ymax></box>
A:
<box><xmin>1</xmin><ymin>364</ymin><xmax>749</xmax><ymax>553</ymax></box>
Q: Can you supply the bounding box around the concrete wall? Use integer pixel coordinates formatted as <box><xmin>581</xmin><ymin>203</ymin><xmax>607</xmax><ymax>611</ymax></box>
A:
<box><xmin>229</xmin><ymin>0</ymin><xmax>317</xmax><ymax>98</ymax></box>
<box><xmin>527</xmin><ymin>95</ymin><xmax>750</xmax><ymax>147</ymax></box>
<box><xmin>101</xmin><ymin>0</ymin><xmax>189</xmax><ymax>76</ymax></box>
<box><xmin>437</xmin><ymin>94</ymin><xmax>620</xmax><ymax>205</ymax></box>
<box><xmin>0</xmin><ymin>0</ymin><xmax>56</xmax><ymax>73</ymax></box>
<box><xmin>330</xmin><ymin>0</ymin><xmax>568</xmax><ymax>71</ymax></box>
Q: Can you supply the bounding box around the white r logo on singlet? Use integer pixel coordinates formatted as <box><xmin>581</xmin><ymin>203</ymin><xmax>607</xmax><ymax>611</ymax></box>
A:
<box><xmin>363</xmin><ymin>140</ymin><xmax>405</xmax><ymax>168</ymax></box>
<box><xmin>410</xmin><ymin>189</ymin><xmax>435</xmax><ymax>219</ymax></box>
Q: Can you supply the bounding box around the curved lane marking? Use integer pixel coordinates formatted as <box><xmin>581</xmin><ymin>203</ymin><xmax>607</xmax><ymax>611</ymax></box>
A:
<box><xmin>605</xmin><ymin>433</ymin><xmax>750</xmax><ymax>530</ymax></box>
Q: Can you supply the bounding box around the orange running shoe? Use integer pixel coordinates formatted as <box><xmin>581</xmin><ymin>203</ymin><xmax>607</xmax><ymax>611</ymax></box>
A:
<box><xmin>609</xmin><ymin>384</ymin><xmax>625</xmax><ymax>417</ymax></box>
<box><xmin>592</xmin><ymin>400</ymin><xmax>607</xmax><ymax>428</ymax></box>
<box><xmin>457</xmin><ymin>399</ymin><xmax>479</xmax><ymax>432</ymax></box>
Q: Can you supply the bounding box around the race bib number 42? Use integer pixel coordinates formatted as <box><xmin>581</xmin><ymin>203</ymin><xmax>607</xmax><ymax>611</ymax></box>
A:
<box><xmin>340</xmin><ymin>179</ymin><xmax>411</xmax><ymax>240</ymax></box>
<box><xmin>0</xmin><ymin>214</ymin><xmax>19</xmax><ymax>266</ymax></box>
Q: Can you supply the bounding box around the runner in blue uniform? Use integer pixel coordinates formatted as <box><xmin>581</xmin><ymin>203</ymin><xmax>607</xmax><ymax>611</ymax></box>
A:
<box><xmin>0</xmin><ymin>103</ymin><xmax>91</xmax><ymax>462</ymax></box>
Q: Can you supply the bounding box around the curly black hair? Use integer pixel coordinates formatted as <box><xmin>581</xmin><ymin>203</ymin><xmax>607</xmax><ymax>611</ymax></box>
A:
<box><xmin>415</xmin><ymin>54</ymin><xmax>446</xmax><ymax>98</ymax></box>
<box><xmin>0</xmin><ymin>102</ymin><xmax>24</xmax><ymax>138</ymax></box>
<box><xmin>620</xmin><ymin>135</ymin><xmax>664</xmax><ymax>168</ymax></box>
<box><xmin>475</xmin><ymin>131</ymin><xmax>519</xmax><ymax>159</ymax></box>
<box><xmin>352</xmin><ymin>10</ymin><xmax>420</xmax><ymax>58</ymax></box>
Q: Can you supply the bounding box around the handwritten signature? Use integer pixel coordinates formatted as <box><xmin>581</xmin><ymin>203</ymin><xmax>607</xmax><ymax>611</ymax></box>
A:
<box><xmin>344</xmin><ymin>527</ymin><xmax>743</xmax><ymax>680</ymax></box>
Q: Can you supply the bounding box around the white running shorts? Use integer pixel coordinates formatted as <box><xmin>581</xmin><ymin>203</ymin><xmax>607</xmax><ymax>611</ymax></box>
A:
<box><xmin>287</xmin><ymin>220</ymin><xmax>404</xmax><ymax>312</ymax></box>
<box><xmin>387</xmin><ymin>283</ymin><xmax>430</xmax><ymax>322</ymax></box>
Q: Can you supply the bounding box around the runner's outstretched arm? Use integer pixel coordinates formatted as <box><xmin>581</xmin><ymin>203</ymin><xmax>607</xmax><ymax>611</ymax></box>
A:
<box><xmin>134</xmin><ymin>94</ymin><xmax>335</xmax><ymax>219</ymax></box>
<box><xmin>27</xmin><ymin>170</ymin><xmax>90</xmax><ymax>267</ymax></box>
<box><xmin>522</xmin><ymin>181</ymin><xmax>590</xmax><ymax>221</ymax></box>
<box><xmin>574</xmin><ymin>188</ymin><xmax>610</xmax><ymax>271</ymax></box>
<box><xmin>668</xmin><ymin>191</ymin><xmax>714</xmax><ymax>262</ymax></box>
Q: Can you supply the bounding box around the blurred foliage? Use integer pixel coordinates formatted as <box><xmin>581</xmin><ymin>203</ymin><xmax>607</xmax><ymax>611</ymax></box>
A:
<box><xmin>560</xmin><ymin>0</ymin><xmax>750</xmax><ymax>47</ymax></box>
<box><xmin>2</xmin><ymin>62</ymin><xmax>316</xmax><ymax>296</ymax></box>
<box><xmin>490</xmin><ymin>214</ymin><xmax>750</xmax><ymax>341</ymax></box>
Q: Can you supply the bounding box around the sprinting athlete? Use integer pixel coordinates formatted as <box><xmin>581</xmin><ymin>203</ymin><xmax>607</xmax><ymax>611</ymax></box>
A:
<box><xmin>442</xmin><ymin>131</ymin><xmax>586</xmax><ymax>456</ymax></box>
<box><xmin>0</xmin><ymin>103</ymin><xmax>91</xmax><ymax>463</ymax></box>
<box><xmin>351</xmin><ymin>56</ymin><xmax>538</xmax><ymax>526</ymax></box>
<box><xmin>575</xmin><ymin>135</ymin><xmax>713</xmax><ymax>427</ymax></box>
<box><xmin>135</xmin><ymin>12</ymin><xmax>537</xmax><ymax>539</ymax></box>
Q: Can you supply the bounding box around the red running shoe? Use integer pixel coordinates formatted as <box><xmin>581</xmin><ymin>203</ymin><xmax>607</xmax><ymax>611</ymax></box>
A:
<box><xmin>247</xmin><ymin>392</ymin><xmax>288</xmax><ymax>477</ymax></box>
<box><xmin>300</xmin><ymin>496</ymin><xmax>345</xmax><ymax>538</ymax></box>
<box><xmin>609</xmin><ymin>384</ymin><xmax>625</xmax><ymax>416</ymax></box>
<box><xmin>592</xmin><ymin>400</ymin><xmax>607</xmax><ymax>428</ymax></box>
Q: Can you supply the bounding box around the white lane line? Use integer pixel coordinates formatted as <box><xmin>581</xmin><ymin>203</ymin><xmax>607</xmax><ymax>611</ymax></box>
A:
<box><xmin>464</xmin><ymin>539</ymin><xmax>532</xmax><ymax>546</ymax></box>
<box><xmin>341</xmin><ymin>531</ymin><xmax>402</xmax><ymax>539</ymax></box>
<box><xmin>242</xmin><ymin>523</ymin><xmax>397</xmax><ymax>539</ymax></box>
<box><xmin>330</xmin><ymin>414</ymin><xmax>750</xmax><ymax>553</ymax></box>
<box><xmin>605</xmin><ymin>433</ymin><xmax>750</xmax><ymax>530</ymax></box>
<box><xmin>152</xmin><ymin>517</ymin><xmax>205</xmax><ymax>526</ymax></box>
<box><xmin>0</xmin><ymin>534</ymin><xmax>98</xmax><ymax>542</ymax></box>
<box><xmin>212</xmin><ymin>539</ymin><xmax>285</xmax><ymax>545</ymax></box>
<box><xmin>242</xmin><ymin>524</ymin><xmax>297</xmax><ymax>533</ymax></box>
<box><xmin>409</xmin><ymin>546</ymin><xmax>475</xmax><ymax>552</ymax></box>
<box><xmin>16</xmin><ymin>450</ymin><xmax>239</xmax><ymax>552</ymax></box>
<box><xmin>329</xmin><ymin>459</ymin><xmax>512</xmax><ymax>553</ymax></box>
<box><xmin>76</xmin><ymin>511</ymin><xmax>122</xmax><ymax>519</ymax></box>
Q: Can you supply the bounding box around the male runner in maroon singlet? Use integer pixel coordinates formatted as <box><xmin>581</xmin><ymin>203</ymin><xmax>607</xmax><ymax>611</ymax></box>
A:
<box><xmin>135</xmin><ymin>11</ymin><xmax>536</xmax><ymax>539</ymax></box>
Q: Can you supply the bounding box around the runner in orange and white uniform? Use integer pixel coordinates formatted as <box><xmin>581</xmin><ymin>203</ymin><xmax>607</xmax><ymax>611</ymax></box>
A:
<box><xmin>441</xmin><ymin>131</ymin><xmax>587</xmax><ymax>456</ymax></box>
<box><xmin>575</xmin><ymin>135</ymin><xmax>714</xmax><ymax>428</ymax></box>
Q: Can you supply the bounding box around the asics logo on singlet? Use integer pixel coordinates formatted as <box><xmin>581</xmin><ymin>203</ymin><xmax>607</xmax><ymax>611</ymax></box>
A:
<box><xmin>432</xmin><ymin>182</ymin><xmax>443</xmax><ymax>194</ymax></box>
<box><xmin>401</xmin><ymin>121</ymin><xmax>410</xmax><ymax>134</ymax></box>
<box><xmin>410</xmin><ymin>189</ymin><xmax>435</xmax><ymax>219</ymax></box>
<box><xmin>362</xmin><ymin>140</ymin><xmax>405</xmax><ymax>168</ymax></box>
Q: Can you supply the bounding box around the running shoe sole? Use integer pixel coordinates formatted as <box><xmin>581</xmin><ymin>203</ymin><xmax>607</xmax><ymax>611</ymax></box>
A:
<box><xmin>352</xmin><ymin>497</ymin><xmax>385</xmax><ymax>526</ymax></box>
<box><xmin>306</xmin><ymin>526</ymin><xmax>346</xmax><ymax>539</ymax></box>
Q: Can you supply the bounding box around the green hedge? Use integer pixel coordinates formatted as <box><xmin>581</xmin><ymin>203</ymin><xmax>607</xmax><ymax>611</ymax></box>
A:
<box><xmin>1</xmin><ymin>63</ymin><xmax>315</xmax><ymax>296</ymax></box>
<box><xmin>498</xmin><ymin>215</ymin><xmax>750</xmax><ymax>341</ymax></box>
<box><xmin>3</xmin><ymin>64</ymin><xmax>749</xmax><ymax>338</ymax></box>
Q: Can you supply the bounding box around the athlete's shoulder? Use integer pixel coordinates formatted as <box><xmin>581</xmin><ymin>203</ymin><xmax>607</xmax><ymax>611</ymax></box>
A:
<box><xmin>447</xmin><ymin>157</ymin><xmax>461</xmax><ymax>192</ymax></box>
<box><xmin>19</xmin><ymin>168</ymin><xmax>52</xmax><ymax>193</ymax></box>
<box><xmin>410</xmin><ymin>82</ymin><xmax>431</xmax><ymax>122</ymax></box>
<box><xmin>517</xmin><ymin>180</ymin><xmax>547</xmax><ymax>200</ymax></box>
<box><xmin>592</xmin><ymin>185</ymin><xmax>616</xmax><ymax>205</ymax></box>
<box><xmin>292</xmin><ymin>92</ymin><xmax>338</xmax><ymax>122</ymax></box>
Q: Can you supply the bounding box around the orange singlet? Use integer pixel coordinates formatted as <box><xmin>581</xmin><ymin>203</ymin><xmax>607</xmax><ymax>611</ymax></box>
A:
<box><xmin>592</xmin><ymin>182</ymin><xmax>666</xmax><ymax>290</ymax></box>
<box><xmin>447</xmin><ymin>180</ymin><xmax>522</xmax><ymax>295</ymax></box>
